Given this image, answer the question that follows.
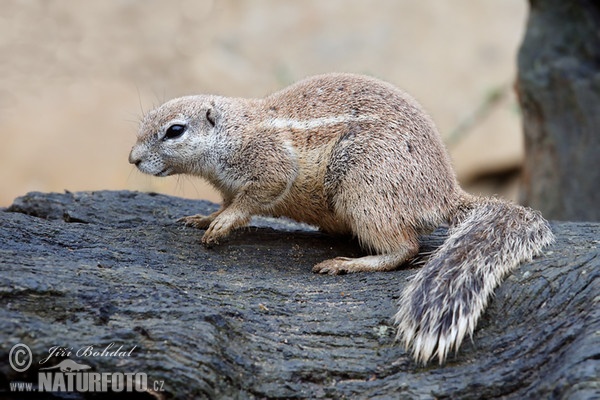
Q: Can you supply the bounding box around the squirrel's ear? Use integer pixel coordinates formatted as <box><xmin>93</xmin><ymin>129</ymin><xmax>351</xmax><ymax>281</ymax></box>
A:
<box><xmin>206</xmin><ymin>108</ymin><xmax>216</xmax><ymax>127</ymax></box>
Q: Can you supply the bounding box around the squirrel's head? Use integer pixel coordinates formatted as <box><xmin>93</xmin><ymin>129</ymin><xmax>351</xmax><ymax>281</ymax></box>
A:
<box><xmin>129</xmin><ymin>96</ymin><xmax>219</xmax><ymax>177</ymax></box>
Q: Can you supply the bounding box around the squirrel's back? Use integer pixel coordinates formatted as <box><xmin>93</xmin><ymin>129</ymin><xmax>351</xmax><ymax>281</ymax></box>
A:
<box><xmin>255</xmin><ymin>73</ymin><xmax>461</xmax><ymax>237</ymax></box>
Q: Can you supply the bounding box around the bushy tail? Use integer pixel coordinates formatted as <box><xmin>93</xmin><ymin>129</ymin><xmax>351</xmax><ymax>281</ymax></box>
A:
<box><xmin>394</xmin><ymin>197</ymin><xmax>554</xmax><ymax>365</ymax></box>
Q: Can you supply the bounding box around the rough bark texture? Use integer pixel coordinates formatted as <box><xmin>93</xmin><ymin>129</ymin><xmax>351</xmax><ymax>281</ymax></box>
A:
<box><xmin>0</xmin><ymin>191</ymin><xmax>598</xmax><ymax>399</ymax></box>
<box><xmin>516</xmin><ymin>0</ymin><xmax>600</xmax><ymax>221</ymax></box>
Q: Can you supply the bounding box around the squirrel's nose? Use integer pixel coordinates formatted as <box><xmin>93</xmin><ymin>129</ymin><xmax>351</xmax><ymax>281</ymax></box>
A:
<box><xmin>128</xmin><ymin>149</ymin><xmax>141</xmax><ymax>166</ymax></box>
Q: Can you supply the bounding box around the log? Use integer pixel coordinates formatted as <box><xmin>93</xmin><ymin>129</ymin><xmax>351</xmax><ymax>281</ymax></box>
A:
<box><xmin>0</xmin><ymin>191</ymin><xmax>598</xmax><ymax>399</ymax></box>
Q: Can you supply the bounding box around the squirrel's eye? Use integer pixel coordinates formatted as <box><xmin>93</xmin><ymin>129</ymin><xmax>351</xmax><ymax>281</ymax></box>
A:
<box><xmin>164</xmin><ymin>124</ymin><xmax>186</xmax><ymax>140</ymax></box>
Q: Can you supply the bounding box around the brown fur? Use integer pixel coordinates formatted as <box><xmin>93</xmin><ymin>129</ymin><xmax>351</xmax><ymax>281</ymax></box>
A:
<box><xmin>130</xmin><ymin>73</ymin><xmax>554</xmax><ymax>364</ymax></box>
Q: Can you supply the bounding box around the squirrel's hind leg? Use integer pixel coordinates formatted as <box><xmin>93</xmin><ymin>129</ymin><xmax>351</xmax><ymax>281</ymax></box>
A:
<box><xmin>312</xmin><ymin>244</ymin><xmax>418</xmax><ymax>275</ymax></box>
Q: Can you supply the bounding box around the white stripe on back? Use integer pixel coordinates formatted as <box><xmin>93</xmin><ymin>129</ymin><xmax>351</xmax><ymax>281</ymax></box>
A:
<box><xmin>262</xmin><ymin>115</ymin><xmax>373</xmax><ymax>130</ymax></box>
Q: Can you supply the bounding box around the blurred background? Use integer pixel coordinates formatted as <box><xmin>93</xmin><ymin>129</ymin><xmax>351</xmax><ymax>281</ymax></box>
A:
<box><xmin>0</xmin><ymin>0</ymin><xmax>527</xmax><ymax>206</ymax></box>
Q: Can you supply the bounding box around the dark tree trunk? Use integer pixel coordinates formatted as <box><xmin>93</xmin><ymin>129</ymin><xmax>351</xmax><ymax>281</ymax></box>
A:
<box><xmin>516</xmin><ymin>0</ymin><xmax>600</xmax><ymax>221</ymax></box>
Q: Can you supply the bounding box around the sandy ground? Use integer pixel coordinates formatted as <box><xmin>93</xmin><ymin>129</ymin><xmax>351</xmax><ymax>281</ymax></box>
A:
<box><xmin>0</xmin><ymin>1</ymin><xmax>527</xmax><ymax>206</ymax></box>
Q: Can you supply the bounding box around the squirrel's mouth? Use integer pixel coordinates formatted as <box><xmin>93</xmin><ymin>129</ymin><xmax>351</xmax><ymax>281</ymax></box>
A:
<box><xmin>154</xmin><ymin>168</ymin><xmax>173</xmax><ymax>177</ymax></box>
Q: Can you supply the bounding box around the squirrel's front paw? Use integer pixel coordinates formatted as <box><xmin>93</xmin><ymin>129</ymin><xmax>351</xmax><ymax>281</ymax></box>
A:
<box><xmin>200</xmin><ymin>216</ymin><xmax>237</xmax><ymax>247</ymax></box>
<box><xmin>200</xmin><ymin>232</ymin><xmax>220</xmax><ymax>248</ymax></box>
<box><xmin>178</xmin><ymin>214</ymin><xmax>213</xmax><ymax>229</ymax></box>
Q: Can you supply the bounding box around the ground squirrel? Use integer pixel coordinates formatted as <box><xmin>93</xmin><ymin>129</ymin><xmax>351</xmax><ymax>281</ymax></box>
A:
<box><xmin>129</xmin><ymin>73</ymin><xmax>554</xmax><ymax>365</ymax></box>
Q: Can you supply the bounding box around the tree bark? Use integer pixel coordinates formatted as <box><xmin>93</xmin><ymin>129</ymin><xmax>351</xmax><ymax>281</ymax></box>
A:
<box><xmin>516</xmin><ymin>0</ymin><xmax>600</xmax><ymax>221</ymax></box>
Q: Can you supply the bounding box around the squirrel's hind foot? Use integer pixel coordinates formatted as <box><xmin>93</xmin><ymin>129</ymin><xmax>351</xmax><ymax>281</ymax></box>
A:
<box><xmin>312</xmin><ymin>253</ymin><xmax>411</xmax><ymax>275</ymax></box>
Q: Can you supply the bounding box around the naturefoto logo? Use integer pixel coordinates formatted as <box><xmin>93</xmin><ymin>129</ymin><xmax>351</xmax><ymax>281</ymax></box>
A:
<box><xmin>40</xmin><ymin>359</ymin><xmax>91</xmax><ymax>372</ymax></box>
<box><xmin>8</xmin><ymin>343</ymin><xmax>165</xmax><ymax>394</ymax></box>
